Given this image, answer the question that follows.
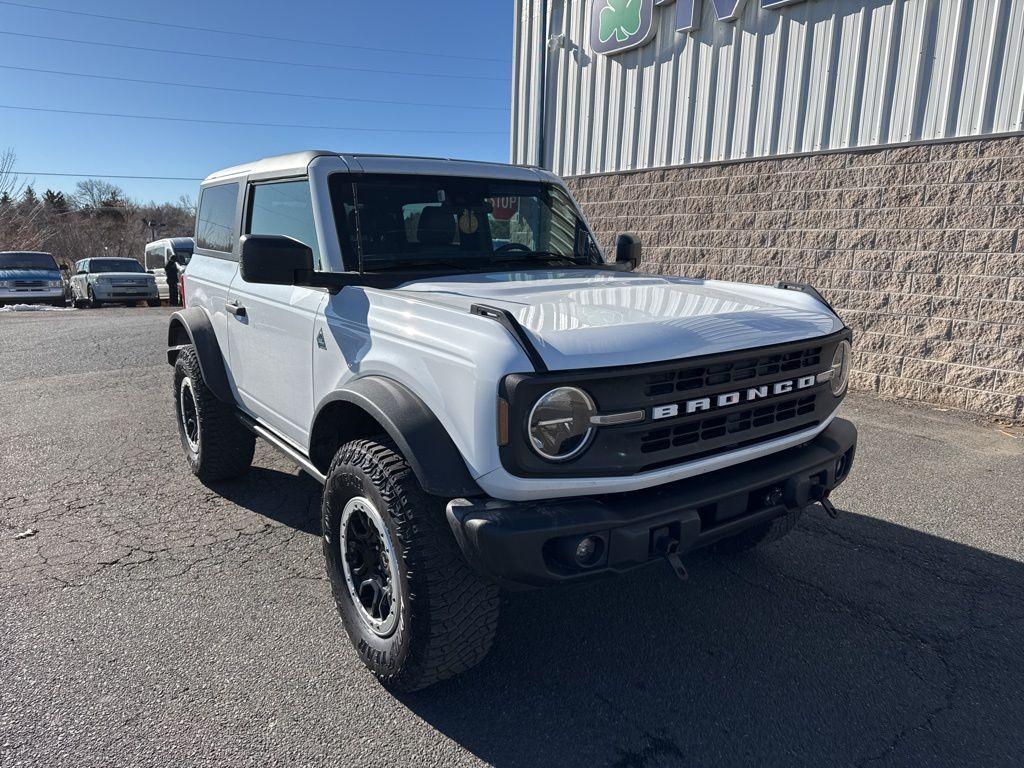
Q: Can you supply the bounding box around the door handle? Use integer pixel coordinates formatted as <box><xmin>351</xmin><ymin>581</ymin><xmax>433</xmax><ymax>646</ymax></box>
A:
<box><xmin>225</xmin><ymin>301</ymin><xmax>247</xmax><ymax>318</ymax></box>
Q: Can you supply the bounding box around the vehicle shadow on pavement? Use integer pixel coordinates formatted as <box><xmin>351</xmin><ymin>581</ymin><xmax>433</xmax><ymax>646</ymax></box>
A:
<box><xmin>399</xmin><ymin>508</ymin><xmax>1024</xmax><ymax>768</ymax></box>
<box><xmin>210</xmin><ymin>467</ymin><xmax>323</xmax><ymax>536</ymax></box>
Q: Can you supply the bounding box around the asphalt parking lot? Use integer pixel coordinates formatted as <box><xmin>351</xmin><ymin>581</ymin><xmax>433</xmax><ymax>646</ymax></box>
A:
<box><xmin>2</xmin><ymin>307</ymin><xmax>1023</xmax><ymax>768</ymax></box>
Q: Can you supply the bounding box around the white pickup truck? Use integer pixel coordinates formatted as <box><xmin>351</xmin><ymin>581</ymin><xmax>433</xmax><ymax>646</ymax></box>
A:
<box><xmin>167</xmin><ymin>151</ymin><xmax>856</xmax><ymax>691</ymax></box>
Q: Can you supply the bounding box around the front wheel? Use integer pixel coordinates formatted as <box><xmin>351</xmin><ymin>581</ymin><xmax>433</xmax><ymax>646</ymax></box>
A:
<box><xmin>87</xmin><ymin>286</ymin><xmax>102</xmax><ymax>309</ymax></box>
<box><xmin>322</xmin><ymin>438</ymin><xmax>499</xmax><ymax>692</ymax></box>
<box><xmin>146</xmin><ymin>298</ymin><xmax>161</xmax><ymax>307</ymax></box>
<box><xmin>172</xmin><ymin>345</ymin><xmax>254</xmax><ymax>482</ymax></box>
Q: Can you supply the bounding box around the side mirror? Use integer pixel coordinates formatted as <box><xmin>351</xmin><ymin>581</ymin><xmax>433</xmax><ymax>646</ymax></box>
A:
<box><xmin>615</xmin><ymin>233</ymin><xmax>642</xmax><ymax>270</ymax></box>
<box><xmin>239</xmin><ymin>235</ymin><xmax>314</xmax><ymax>285</ymax></box>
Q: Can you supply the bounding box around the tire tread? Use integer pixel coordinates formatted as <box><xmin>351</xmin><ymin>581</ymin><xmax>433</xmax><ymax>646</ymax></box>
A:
<box><xmin>324</xmin><ymin>438</ymin><xmax>499</xmax><ymax>691</ymax></box>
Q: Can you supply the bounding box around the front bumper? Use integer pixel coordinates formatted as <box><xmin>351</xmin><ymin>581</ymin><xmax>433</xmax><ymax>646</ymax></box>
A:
<box><xmin>447</xmin><ymin>418</ymin><xmax>857</xmax><ymax>588</ymax></box>
<box><xmin>0</xmin><ymin>287</ymin><xmax>65</xmax><ymax>303</ymax></box>
<box><xmin>92</xmin><ymin>284</ymin><xmax>158</xmax><ymax>301</ymax></box>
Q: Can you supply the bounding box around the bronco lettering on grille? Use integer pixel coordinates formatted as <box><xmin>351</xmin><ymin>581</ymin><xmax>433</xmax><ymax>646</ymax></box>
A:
<box><xmin>651</xmin><ymin>375</ymin><xmax>818</xmax><ymax>420</ymax></box>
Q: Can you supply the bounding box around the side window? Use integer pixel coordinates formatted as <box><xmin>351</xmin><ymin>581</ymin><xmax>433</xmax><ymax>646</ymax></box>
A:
<box><xmin>246</xmin><ymin>180</ymin><xmax>321</xmax><ymax>268</ymax></box>
<box><xmin>196</xmin><ymin>182</ymin><xmax>239</xmax><ymax>255</ymax></box>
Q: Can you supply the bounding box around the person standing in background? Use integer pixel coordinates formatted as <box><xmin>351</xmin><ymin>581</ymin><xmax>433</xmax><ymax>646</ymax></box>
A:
<box><xmin>165</xmin><ymin>256</ymin><xmax>180</xmax><ymax>306</ymax></box>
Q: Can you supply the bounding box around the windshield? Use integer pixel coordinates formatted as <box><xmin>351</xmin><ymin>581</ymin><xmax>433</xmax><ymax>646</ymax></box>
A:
<box><xmin>90</xmin><ymin>259</ymin><xmax>145</xmax><ymax>274</ymax></box>
<box><xmin>0</xmin><ymin>252</ymin><xmax>58</xmax><ymax>271</ymax></box>
<box><xmin>329</xmin><ymin>174</ymin><xmax>601</xmax><ymax>273</ymax></box>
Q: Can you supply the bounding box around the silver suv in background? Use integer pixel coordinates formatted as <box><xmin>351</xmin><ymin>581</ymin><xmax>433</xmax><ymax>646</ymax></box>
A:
<box><xmin>70</xmin><ymin>257</ymin><xmax>160</xmax><ymax>308</ymax></box>
<box><xmin>0</xmin><ymin>251</ymin><xmax>66</xmax><ymax>307</ymax></box>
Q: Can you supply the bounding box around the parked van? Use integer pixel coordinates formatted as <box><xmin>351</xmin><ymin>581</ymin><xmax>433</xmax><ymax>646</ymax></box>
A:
<box><xmin>144</xmin><ymin>237</ymin><xmax>194</xmax><ymax>271</ymax></box>
<box><xmin>145</xmin><ymin>237</ymin><xmax>194</xmax><ymax>303</ymax></box>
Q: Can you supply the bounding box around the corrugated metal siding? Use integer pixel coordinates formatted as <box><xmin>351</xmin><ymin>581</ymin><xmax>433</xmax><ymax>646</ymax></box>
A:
<box><xmin>511</xmin><ymin>0</ymin><xmax>1024</xmax><ymax>174</ymax></box>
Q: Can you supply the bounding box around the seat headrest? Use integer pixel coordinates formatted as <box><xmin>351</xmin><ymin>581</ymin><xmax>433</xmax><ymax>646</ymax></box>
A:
<box><xmin>417</xmin><ymin>207</ymin><xmax>456</xmax><ymax>246</ymax></box>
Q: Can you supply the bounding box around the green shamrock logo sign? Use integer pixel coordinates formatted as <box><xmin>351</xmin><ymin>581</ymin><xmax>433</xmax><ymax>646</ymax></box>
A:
<box><xmin>590</xmin><ymin>0</ymin><xmax>656</xmax><ymax>55</ymax></box>
<box><xmin>600</xmin><ymin>0</ymin><xmax>643</xmax><ymax>43</ymax></box>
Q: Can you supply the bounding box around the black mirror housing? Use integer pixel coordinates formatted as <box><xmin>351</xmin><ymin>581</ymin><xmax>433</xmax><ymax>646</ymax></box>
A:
<box><xmin>615</xmin><ymin>233</ymin><xmax>642</xmax><ymax>270</ymax></box>
<box><xmin>239</xmin><ymin>235</ymin><xmax>314</xmax><ymax>285</ymax></box>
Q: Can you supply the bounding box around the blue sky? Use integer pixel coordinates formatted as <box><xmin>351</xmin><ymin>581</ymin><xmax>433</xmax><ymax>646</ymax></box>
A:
<box><xmin>0</xmin><ymin>0</ymin><xmax>513</xmax><ymax>203</ymax></box>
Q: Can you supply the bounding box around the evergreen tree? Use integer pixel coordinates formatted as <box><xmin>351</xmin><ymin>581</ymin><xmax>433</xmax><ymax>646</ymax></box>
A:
<box><xmin>43</xmin><ymin>189</ymin><xmax>69</xmax><ymax>213</ymax></box>
<box><xmin>22</xmin><ymin>185</ymin><xmax>38</xmax><ymax>205</ymax></box>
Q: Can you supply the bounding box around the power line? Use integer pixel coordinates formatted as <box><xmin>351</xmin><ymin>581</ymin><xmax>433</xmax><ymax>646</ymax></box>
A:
<box><xmin>0</xmin><ymin>63</ymin><xmax>511</xmax><ymax>113</ymax></box>
<box><xmin>0</xmin><ymin>103</ymin><xmax>510</xmax><ymax>135</ymax></box>
<box><xmin>13</xmin><ymin>171</ymin><xmax>203</xmax><ymax>181</ymax></box>
<box><xmin>0</xmin><ymin>0</ymin><xmax>510</xmax><ymax>64</ymax></box>
<box><xmin>0</xmin><ymin>30</ymin><xmax>510</xmax><ymax>82</ymax></box>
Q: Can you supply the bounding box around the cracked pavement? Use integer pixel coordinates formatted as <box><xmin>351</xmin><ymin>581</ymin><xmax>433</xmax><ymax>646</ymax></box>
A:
<box><xmin>2</xmin><ymin>307</ymin><xmax>1023</xmax><ymax>767</ymax></box>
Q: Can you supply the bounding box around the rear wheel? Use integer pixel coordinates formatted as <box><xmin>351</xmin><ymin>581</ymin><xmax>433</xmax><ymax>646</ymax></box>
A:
<box><xmin>322</xmin><ymin>438</ymin><xmax>499</xmax><ymax>692</ymax></box>
<box><xmin>172</xmin><ymin>345</ymin><xmax>254</xmax><ymax>482</ymax></box>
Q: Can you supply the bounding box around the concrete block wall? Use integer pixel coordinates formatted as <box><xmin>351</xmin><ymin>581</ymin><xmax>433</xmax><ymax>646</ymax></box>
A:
<box><xmin>567</xmin><ymin>135</ymin><xmax>1024</xmax><ymax>420</ymax></box>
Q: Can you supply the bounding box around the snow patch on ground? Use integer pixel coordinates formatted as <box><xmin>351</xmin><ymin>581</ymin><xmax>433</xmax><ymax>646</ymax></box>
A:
<box><xmin>0</xmin><ymin>304</ymin><xmax>75</xmax><ymax>312</ymax></box>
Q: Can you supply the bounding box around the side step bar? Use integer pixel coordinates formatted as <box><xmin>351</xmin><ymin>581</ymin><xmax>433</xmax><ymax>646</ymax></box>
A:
<box><xmin>235</xmin><ymin>412</ymin><xmax>327</xmax><ymax>485</ymax></box>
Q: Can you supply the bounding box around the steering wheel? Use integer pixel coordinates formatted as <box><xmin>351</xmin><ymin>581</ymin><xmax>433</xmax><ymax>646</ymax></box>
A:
<box><xmin>495</xmin><ymin>242</ymin><xmax>533</xmax><ymax>255</ymax></box>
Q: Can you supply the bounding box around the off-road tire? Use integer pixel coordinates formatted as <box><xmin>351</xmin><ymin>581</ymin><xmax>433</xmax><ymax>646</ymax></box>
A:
<box><xmin>172</xmin><ymin>345</ymin><xmax>254</xmax><ymax>482</ymax></box>
<box><xmin>710</xmin><ymin>507</ymin><xmax>804</xmax><ymax>555</ymax></box>
<box><xmin>322</xmin><ymin>438</ymin><xmax>500</xmax><ymax>692</ymax></box>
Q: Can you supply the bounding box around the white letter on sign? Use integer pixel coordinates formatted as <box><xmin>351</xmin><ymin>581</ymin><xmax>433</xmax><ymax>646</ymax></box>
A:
<box><xmin>685</xmin><ymin>398</ymin><xmax>712</xmax><ymax>414</ymax></box>
<box><xmin>653</xmin><ymin>404</ymin><xmax>679</xmax><ymax>420</ymax></box>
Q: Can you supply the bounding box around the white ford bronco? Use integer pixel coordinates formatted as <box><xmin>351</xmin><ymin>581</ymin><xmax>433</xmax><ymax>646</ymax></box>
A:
<box><xmin>168</xmin><ymin>151</ymin><xmax>857</xmax><ymax>691</ymax></box>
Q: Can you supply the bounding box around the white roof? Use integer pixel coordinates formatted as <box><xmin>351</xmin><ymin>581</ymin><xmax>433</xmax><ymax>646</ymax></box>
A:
<box><xmin>202</xmin><ymin>151</ymin><xmax>555</xmax><ymax>185</ymax></box>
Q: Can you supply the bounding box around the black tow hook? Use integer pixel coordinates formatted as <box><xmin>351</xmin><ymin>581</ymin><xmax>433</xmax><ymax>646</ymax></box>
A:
<box><xmin>652</xmin><ymin>526</ymin><xmax>688</xmax><ymax>582</ymax></box>
<box><xmin>819</xmin><ymin>496</ymin><xmax>839</xmax><ymax>519</ymax></box>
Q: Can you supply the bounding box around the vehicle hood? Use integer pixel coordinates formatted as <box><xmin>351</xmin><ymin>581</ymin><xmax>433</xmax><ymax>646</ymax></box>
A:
<box><xmin>0</xmin><ymin>268</ymin><xmax>61</xmax><ymax>280</ymax></box>
<box><xmin>396</xmin><ymin>270</ymin><xmax>844</xmax><ymax>370</ymax></box>
<box><xmin>91</xmin><ymin>272</ymin><xmax>154</xmax><ymax>280</ymax></box>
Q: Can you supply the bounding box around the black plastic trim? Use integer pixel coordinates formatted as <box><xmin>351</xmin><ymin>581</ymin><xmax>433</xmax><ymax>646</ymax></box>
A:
<box><xmin>499</xmin><ymin>329</ymin><xmax>851</xmax><ymax>478</ymax></box>
<box><xmin>776</xmin><ymin>281</ymin><xmax>841</xmax><ymax>318</ymax></box>
<box><xmin>311</xmin><ymin>376</ymin><xmax>482</xmax><ymax>498</ymax></box>
<box><xmin>448</xmin><ymin>417</ymin><xmax>857</xmax><ymax>588</ymax></box>
<box><xmin>471</xmin><ymin>303</ymin><xmax>548</xmax><ymax>372</ymax></box>
<box><xmin>166</xmin><ymin>308</ymin><xmax>234</xmax><ymax>403</ymax></box>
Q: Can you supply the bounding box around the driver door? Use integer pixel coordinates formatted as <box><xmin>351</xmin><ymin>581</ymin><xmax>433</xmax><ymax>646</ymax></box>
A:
<box><xmin>226</xmin><ymin>179</ymin><xmax>326</xmax><ymax>448</ymax></box>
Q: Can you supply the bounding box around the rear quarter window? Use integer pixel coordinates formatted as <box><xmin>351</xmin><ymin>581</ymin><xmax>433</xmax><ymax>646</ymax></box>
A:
<box><xmin>196</xmin><ymin>183</ymin><xmax>240</xmax><ymax>255</ymax></box>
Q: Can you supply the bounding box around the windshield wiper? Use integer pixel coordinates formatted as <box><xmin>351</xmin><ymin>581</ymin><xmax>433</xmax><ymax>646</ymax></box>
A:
<box><xmin>491</xmin><ymin>250</ymin><xmax>596</xmax><ymax>266</ymax></box>
<box><xmin>363</xmin><ymin>261</ymin><xmax>477</xmax><ymax>273</ymax></box>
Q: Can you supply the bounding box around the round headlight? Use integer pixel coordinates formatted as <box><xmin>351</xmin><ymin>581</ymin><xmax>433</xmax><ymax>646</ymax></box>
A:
<box><xmin>829</xmin><ymin>340</ymin><xmax>851</xmax><ymax>396</ymax></box>
<box><xmin>527</xmin><ymin>386</ymin><xmax>596</xmax><ymax>461</ymax></box>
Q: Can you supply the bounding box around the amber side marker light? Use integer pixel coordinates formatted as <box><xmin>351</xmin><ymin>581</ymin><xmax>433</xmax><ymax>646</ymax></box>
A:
<box><xmin>497</xmin><ymin>397</ymin><xmax>510</xmax><ymax>446</ymax></box>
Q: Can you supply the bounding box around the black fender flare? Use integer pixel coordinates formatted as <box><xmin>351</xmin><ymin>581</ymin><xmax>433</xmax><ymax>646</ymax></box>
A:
<box><xmin>314</xmin><ymin>376</ymin><xmax>482</xmax><ymax>498</ymax></box>
<box><xmin>166</xmin><ymin>307</ymin><xmax>234</xmax><ymax>403</ymax></box>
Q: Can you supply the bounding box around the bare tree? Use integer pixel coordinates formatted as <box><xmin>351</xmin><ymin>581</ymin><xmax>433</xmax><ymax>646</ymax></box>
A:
<box><xmin>0</xmin><ymin>149</ymin><xmax>51</xmax><ymax>252</ymax></box>
<box><xmin>0</xmin><ymin>148</ymin><xmax>195</xmax><ymax>268</ymax></box>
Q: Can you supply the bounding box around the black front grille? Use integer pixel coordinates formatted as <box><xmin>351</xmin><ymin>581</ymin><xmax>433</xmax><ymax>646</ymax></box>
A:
<box><xmin>499</xmin><ymin>331</ymin><xmax>849</xmax><ymax>479</ymax></box>
<box><xmin>644</xmin><ymin>346</ymin><xmax>823</xmax><ymax>397</ymax></box>
<box><xmin>13</xmin><ymin>280</ymin><xmax>45</xmax><ymax>288</ymax></box>
<box><xmin>640</xmin><ymin>394</ymin><xmax>818</xmax><ymax>454</ymax></box>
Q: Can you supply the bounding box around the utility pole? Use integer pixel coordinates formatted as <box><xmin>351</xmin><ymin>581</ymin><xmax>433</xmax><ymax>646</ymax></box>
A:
<box><xmin>142</xmin><ymin>218</ymin><xmax>166</xmax><ymax>242</ymax></box>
